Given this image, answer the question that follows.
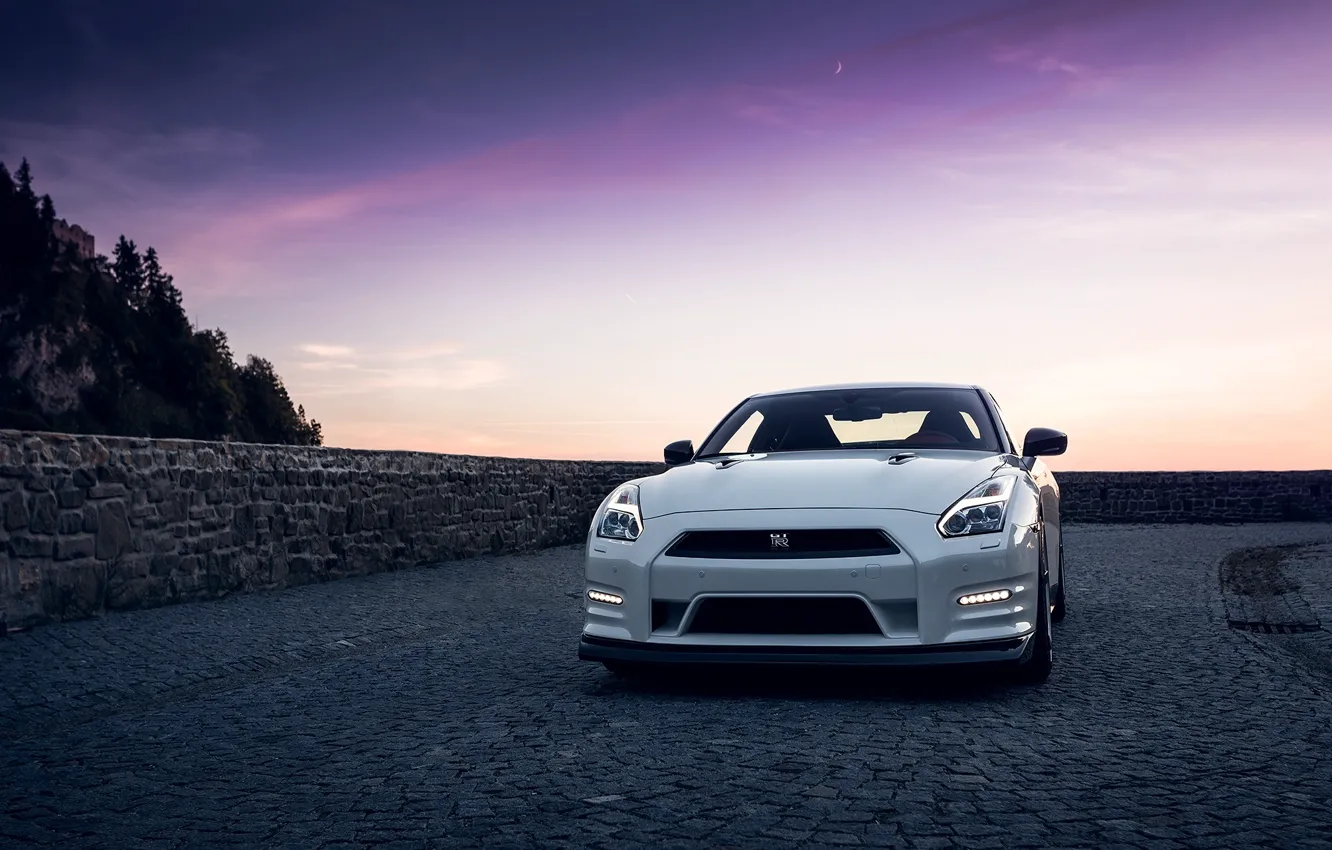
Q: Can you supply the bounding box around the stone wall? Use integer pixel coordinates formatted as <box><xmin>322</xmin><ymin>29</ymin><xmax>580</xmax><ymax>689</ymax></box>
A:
<box><xmin>1</xmin><ymin>429</ymin><xmax>1329</xmax><ymax>631</ymax></box>
<box><xmin>0</xmin><ymin>431</ymin><xmax>663</xmax><ymax>631</ymax></box>
<box><xmin>1057</xmin><ymin>471</ymin><xmax>1332</xmax><ymax>524</ymax></box>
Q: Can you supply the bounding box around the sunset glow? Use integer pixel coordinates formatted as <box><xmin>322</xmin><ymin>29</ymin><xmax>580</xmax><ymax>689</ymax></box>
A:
<box><xmin>5</xmin><ymin>0</ymin><xmax>1330</xmax><ymax>469</ymax></box>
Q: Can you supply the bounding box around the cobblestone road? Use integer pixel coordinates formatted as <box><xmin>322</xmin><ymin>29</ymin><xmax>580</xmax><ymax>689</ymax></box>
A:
<box><xmin>3</xmin><ymin>523</ymin><xmax>1332</xmax><ymax>849</ymax></box>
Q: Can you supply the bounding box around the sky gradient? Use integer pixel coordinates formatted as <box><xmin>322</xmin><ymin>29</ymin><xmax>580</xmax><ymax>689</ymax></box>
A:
<box><xmin>4</xmin><ymin>0</ymin><xmax>1331</xmax><ymax>470</ymax></box>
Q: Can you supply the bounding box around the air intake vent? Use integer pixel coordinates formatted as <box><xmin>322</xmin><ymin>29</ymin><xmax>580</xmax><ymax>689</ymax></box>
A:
<box><xmin>665</xmin><ymin>528</ymin><xmax>900</xmax><ymax>559</ymax></box>
<box><xmin>687</xmin><ymin>596</ymin><xmax>883</xmax><ymax>635</ymax></box>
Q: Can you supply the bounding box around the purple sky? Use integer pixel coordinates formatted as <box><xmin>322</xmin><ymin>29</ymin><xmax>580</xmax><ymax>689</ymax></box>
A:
<box><xmin>4</xmin><ymin>0</ymin><xmax>1331</xmax><ymax>469</ymax></box>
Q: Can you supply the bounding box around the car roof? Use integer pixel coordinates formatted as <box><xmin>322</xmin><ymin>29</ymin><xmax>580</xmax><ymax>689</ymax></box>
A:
<box><xmin>749</xmin><ymin>381</ymin><xmax>983</xmax><ymax>399</ymax></box>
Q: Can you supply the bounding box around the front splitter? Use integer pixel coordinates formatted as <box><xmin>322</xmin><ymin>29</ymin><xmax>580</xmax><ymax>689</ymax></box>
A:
<box><xmin>578</xmin><ymin>633</ymin><xmax>1031</xmax><ymax>667</ymax></box>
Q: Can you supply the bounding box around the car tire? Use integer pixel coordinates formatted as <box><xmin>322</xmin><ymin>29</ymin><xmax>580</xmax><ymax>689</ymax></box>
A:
<box><xmin>1014</xmin><ymin>530</ymin><xmax>1054</xmax><ymax>685</ymax></box>
<box><xmin>1051</xmin><ymin>536</ymin><xmax>1067</xmax><ymax>623</ymax></box>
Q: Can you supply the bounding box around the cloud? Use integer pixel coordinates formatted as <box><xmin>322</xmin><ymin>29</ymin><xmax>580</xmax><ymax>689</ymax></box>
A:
<box><xmin>925</xmin><ymin>130</ymin><xmax>1332</xmax><ymax>203</ymax></box>
<box><xmin>991</xmin><ymin>45</ymin><xmax>1093</xmax><ymax>80</ymax></box>
<box><xmin>998</xmin><ymin>207</ymin><xmax>1332</xmax><ymax>241</ymax></box>
<box><xmin>728</xmin><ymin>84</ymin><xmax>883</xmax><ymax>139</ymax></box>
<box><xmin>296</xmin><ymin>341</ymin><xmax>459</xmax><ymax>364</ymax></box>
<box><xmin>0</xmin><ymin>121</ymin><xmax>260</xmax><ymax>194</ymax></box>
<box><xmin>297</xmin><ymin>359</ymin><xmax>508</xmax><ymax>396</ymax></box>
<box><xmin>40</xmin><ymin>0</ymin><xmax>1313</xmax><ymax>305</ymax></box>
<box><xmin>297</xmin><ymin>343</ymin><xmax>356</xmax><ymax>358</ymax></box>
<box><xmin>951</xmin><ymin>82</ymin><xmax>1076</xmax><ymax>126</ymax></box>
<box><xmin>163</xmin><ymin>80</ymin><xmax>877</xmax><ymax>267</ymax></box>
<box><xmin>290</xmin><ymin>339</ymin><xmax>506</xmax><ymax>396</ymax></box>
<box><xmin>734</xmin><ymin>93</ymin><xmax>826</xmax><ymax>137</ymax></box>
<box><xmin>90</xmin><ymin>4</ymin><xmax>1162</xmax><ymax>284</ymax></box>
<box><xmin>932</xmin><ymin>132</ymin><xmax>1332</xmax><ymax>240</ymax></box>
<box><xmin>0</xmin><ymin>120</ymin><xmax>265</xmax><ymax>286</ymax></box>
<box><xmin>854</xmin><ymin>0</ymin><xmax>1063</xmax><ymax>60</ymax></box>
<box><xmin>382</xmin><ymin>342</ymin><xmax>459</xmax><ymax>361</ymax></box>
<box><xmin>406</xmin><ymin>358</ymin><xmax>506</xmax><ymax>390</ymax></box>
<box><xmin>179</xmin><ymin>97</ymin><xmax>706</xmax><ymax>241</ymax></box>
<box><xmin>735</xmin><ymin>103</ymin><xmax>809</xmax><ymax>135</ymax></box>
<box><xmin>849</xmin><ymin>0</ymin><xmax>1151</xmax><ymax>66</ymax></box>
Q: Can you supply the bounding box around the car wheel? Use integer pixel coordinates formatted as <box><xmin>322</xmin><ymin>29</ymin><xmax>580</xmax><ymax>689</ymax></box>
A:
<box><xmin>1014</xmin><ymin>531</ymin><xmax>1054</xmax><ymax>685</ymax></box>
<box><xmin>1051</xmin><ymin>536</ymin><xmax>1067</xmax><ymax>623</ymax></box>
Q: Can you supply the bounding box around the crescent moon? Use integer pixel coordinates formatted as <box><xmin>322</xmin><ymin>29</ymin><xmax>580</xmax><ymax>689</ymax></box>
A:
<box><xmin>835</xmin><ymin>60</ymin><xmax>843</xmax><ymax>75</ymax></box>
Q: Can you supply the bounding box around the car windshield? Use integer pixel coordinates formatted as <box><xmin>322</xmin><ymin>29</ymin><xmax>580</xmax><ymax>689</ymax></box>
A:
<box><xmin>696</xmin><ymin>387</ymin><xmax>1004</xmax><ymax>456</ymax></box>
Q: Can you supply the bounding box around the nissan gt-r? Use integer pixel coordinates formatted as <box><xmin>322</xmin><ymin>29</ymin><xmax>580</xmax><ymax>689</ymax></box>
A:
<box><xmin>577</xmin><ymin>382</ymin><xmax>1068</xmax><ymax>684</ymax></box>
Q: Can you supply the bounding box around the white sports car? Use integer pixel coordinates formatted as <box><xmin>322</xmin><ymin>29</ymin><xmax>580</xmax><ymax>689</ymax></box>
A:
<box><xmin>578</xmin><ymin>382</ymin><xmax>1068</xmax><ymax>684</ymax></box>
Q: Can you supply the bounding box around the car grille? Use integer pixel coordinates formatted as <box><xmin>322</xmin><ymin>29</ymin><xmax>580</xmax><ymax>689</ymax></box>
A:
<box><xmin>664</xmin><ymin>528</ymin><xmax>900</xmax><ymax>559</ymax></box>
<box><xmin>685</xmin><ymin>596</ymin><xmax>884</xmax><ymax>636</ymax></box>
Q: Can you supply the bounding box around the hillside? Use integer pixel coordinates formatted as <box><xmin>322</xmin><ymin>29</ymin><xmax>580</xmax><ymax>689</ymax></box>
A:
<box><xmin>0</xmin><ymin>159</ymin><xmax>321</xmax><ymax>445</ymax></box>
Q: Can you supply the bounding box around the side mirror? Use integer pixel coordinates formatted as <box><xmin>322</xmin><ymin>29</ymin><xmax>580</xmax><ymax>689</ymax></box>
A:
<box><xmin>1022</xmin><ymin>427</ymin><xmax>1068</xmax><ymax>458</ymax></box>
<box><xmin>664</xmin><ymin>439</ymin><xmax>695</xmax><ymax>467</ymax></box>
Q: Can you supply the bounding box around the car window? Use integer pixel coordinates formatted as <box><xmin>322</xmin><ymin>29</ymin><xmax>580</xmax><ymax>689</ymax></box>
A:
<box><xmin>987</xmin><ymin>393</ymin><xmax>1017</xmax><ymax>453</ymax></box>
<box><xmin>962</xmin><ymin>412</ymin><xmax>981</xmax><ymax>438</ymax></box>
<box><xmin>697</xmin><ymin>387</ymin><xmax>1003</xmax><ymax>456</ymax></box>
<box><xmin>828</xmin><ymin>411</ymin><xmax>981</xmax><ymax>445</ymax></box>
<box><xmin>826</xmin><ymin>411</ymin><xmax>926</xmax><ymax>444</ymax></box>
<box><xmin>719</xmin><ymin>411</ymin><xmax>764</xmax><ymax>454</ymax></box>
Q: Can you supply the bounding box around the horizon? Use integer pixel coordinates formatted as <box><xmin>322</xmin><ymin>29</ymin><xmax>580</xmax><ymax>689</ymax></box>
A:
<box><xmin>4</xmin><ymin>0</ymin><xmax>1331</xmax><ymax>472</ymax></box>
<box><xmin>3</xmin><ymin>415</ymin><xmax>1329</xmax><ymax>474</ymax></box>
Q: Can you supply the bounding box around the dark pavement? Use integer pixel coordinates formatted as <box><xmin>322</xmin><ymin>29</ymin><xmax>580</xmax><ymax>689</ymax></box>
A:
<box><xmin>3</xmin><ymin>523</ymin><xmax>1332</xmax><ymax>849</ymax></box>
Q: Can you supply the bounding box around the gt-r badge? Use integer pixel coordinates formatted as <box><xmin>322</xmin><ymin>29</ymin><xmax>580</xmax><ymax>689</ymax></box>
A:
<box><xmin>770</xmin><ymin>533</ymin><xmax>790</xmax><ymax>549</ymax></box>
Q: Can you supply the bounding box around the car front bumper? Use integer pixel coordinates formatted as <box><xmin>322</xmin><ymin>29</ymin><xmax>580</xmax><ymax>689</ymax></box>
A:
<box><xmin>578</xmin><ymin>632</ymin><xmax>1032</xmax><ymax>667</ymax></box>
<box><xmin>580</xmin><ymin>507</ymin><xmax>1042</xmax><ymax>664</ymax></box>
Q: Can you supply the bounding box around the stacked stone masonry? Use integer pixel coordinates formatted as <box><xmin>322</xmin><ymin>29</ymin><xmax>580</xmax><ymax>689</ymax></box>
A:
<box><xmin>1</xmin><ymin>430</ymin><xmax>1329</xmax><ymax>630</ymax></box>
<box><xmin>0</xmin><ymin>431</ymin><xmax>663</xmax><ymax>631</ymax></box>
<box><xmin>1058</xmin><ymin>470</ymin><xmax>1331</xmax><ymax>525</ymax></box>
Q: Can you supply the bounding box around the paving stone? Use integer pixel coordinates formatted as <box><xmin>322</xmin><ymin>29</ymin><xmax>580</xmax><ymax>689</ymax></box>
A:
<box><xmin>2</xmin><ymin>524</ymin><xmax>1332</xmax><ymax>848</ymax></box>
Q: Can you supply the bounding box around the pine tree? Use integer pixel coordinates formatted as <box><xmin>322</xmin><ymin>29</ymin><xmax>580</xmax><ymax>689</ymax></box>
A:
<box><xmin>0</xmin><ymin>160</ymin><xmax>57</xmax><ymax>317</ymax></box>
<box><xmin>296</xmin><ymin>404</ymin><xmax>324</xmax><ymax>446</ymax></box>
<box><xmin>189</xmin><ymin>327</ymin><xmax>242</xmax><ymax>440</ymax></box>
<box><xmin>142</xmin><ymin>247</ymin><xmax>184</xmax><ymax>312</ymax></box>
<box><xmin>0</xmin><ymin>163</ymin><xmax>20</xmax><ymax>302</ymax></box>
<box><xmin>14</xmin><ymin>159</ymin><xmax>36</xmax><ymax>209</ymax></box>
<box><xmin>1</xmin><ymin>159</ymin><xmax>325</xmax><ymax>445</ymax></box>
<box><xmin>112</xmin><ymin>236</ymin><xmax>145</xmax><ymax>308</ymax></box>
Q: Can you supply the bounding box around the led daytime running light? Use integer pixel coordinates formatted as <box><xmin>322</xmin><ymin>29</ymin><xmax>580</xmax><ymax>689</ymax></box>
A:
<box><xmin>958</xmin><ymin>589</ymin><xmax>1012</xmax><ymax>606</ymax></box>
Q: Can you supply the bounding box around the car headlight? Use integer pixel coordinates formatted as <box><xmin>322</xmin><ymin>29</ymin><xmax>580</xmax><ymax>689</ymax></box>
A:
<box><xmin>597</xmin><ymin>483</ymin><xmax>643</xmax><ymax>541</ymax></box>
<box><xmin>938</xmin><ymin>476</ymin><xmax>1015</xmax><ymax>537</ymax></box>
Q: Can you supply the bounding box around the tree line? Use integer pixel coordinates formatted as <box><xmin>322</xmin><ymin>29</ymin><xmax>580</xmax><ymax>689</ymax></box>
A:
<box><xmin>0</xmin><ymin>159</ymin><xmax>322</xmax><ymax>445</ymax></box>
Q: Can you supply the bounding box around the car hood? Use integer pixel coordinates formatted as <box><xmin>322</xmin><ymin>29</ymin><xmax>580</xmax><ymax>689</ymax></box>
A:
<box><xmin>636</xmin><ymin>450</ymin><xmax>1014</xmax><ymax>519</ymax></box>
